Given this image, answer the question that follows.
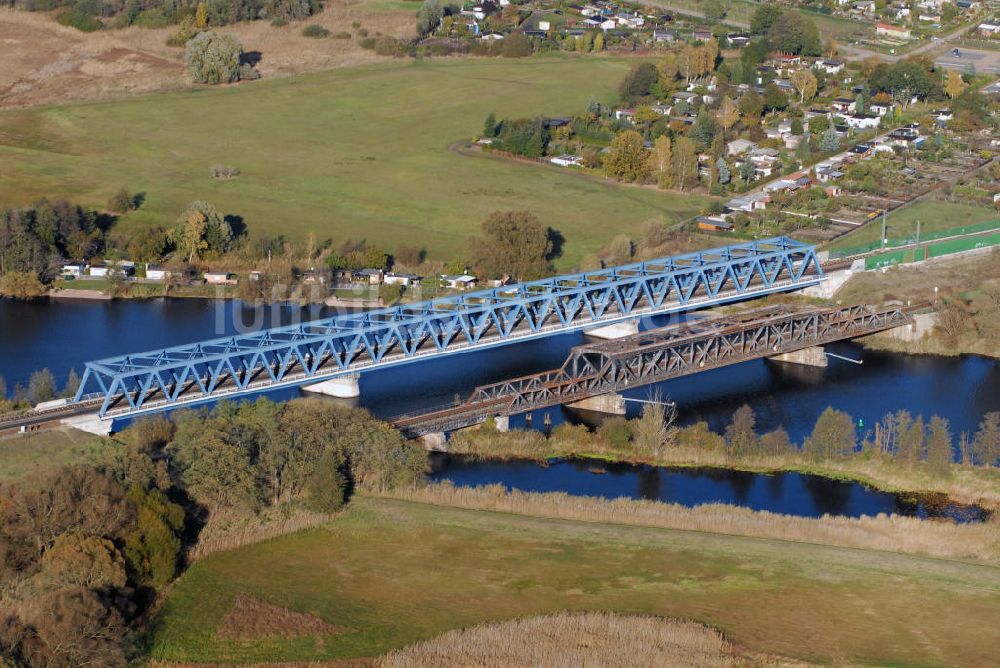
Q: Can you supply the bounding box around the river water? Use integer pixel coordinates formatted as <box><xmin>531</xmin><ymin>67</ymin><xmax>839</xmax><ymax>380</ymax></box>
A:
<box><xmin>2</xmin><ymin>297</ymin><xmax>998</xmax><ymax>444</ymax></box>
<box><xmin>428</xmin><ymin>454</ymin><xmax>990</xmax><ymax>523</ymax></box>
<box><xmin>3</xmin><ymin>297</ymin><xmax>997</xmax><ymax>520</ymax></box>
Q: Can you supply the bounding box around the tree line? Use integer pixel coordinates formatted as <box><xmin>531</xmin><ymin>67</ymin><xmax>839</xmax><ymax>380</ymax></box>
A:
<box><xmin>4</xmin><ymin>0</ymin><xmax>317</xmax><ymax>31</ymax></box>
<box><xmin>500</xmin><ymin>400</ymin><xmax>1000</xmax><ymax>479</ymax></box>
<box><xmin>680</xmin><ymin>404</ymin><xmax>1000</xmax><ymax>476</ymax></box>
<box><xmin>0</xmin><ymin>197</ymin><xmax>247</xmax><ymax>298</ymax></box>
<box><xmin>0</xmin><ymin>397</ymin><xmax>427</xmax><ymax>665</ymax></box>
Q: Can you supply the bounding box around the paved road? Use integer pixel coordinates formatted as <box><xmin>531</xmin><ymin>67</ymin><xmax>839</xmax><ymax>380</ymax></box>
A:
<box><xmin>838</xmin><ymin>21</ymin><xmax>974</xmax><ymax>62</ymax></box>
<box><xmin>935</xmin><ymin>47</ymin><xmax>1000</xmax><ymax>74</ymax></box>
<box><xmin>638</xmin><ymin>0</ymin><xmax>974</xmax><ymax>64</ymax></box>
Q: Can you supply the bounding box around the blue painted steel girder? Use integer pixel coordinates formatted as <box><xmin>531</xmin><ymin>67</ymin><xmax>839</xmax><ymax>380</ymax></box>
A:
<box><xmin>74</xmin><ymin>236</ymin><xmax>823</xmax><ymax>417</ymax></box>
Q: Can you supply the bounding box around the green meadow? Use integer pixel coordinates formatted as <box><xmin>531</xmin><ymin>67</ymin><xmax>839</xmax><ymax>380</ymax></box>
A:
<box><xmin>149</xmin><ymin>496</ymin><xmax>1000</xmax><ymax>665</ymax></box>
<box><xmin>0</xmin><ymin>55</ymin><xmax>711</xmax><ymax>268</ymax></box>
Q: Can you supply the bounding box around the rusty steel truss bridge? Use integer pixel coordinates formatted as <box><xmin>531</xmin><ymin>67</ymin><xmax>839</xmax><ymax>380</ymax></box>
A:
<box><xmin>391</xmin><ymin>303</ymin><xmax>915</xmax><ymax>437</ymax></box>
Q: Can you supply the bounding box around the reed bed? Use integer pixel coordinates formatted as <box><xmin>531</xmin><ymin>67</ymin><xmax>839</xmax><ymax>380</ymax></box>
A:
<box><xmin>382</xmin><ymin>483</ymin><xmax>1000</xmax><ymax>562</ymax></box>
<box><xmin>186</xmin><ymin>506</ymin><xmax>332</xmax><ymax>562</ymax></box>
<box><xmin>378</xmin><ymin>612</ymin><xmax>788</xmax><ymax>668</ymax></box>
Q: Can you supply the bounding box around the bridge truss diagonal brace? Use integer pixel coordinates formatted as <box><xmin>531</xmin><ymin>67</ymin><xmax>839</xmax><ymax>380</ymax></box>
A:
<box><xmin>74</xmin><ymin>237</ymin><xmax>824</xmax><ymax>417</ymax></box>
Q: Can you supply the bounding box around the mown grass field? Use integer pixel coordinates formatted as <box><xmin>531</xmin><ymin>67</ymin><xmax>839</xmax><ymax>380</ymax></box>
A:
<box><xmin>828</xmin><ymin>200</ymin><xmax>999</xmax><ymax>252</ymax></box>
<box><xmin>0</xmin><ymin>55</ymin><xmax>711</xmax><ymax>268</ymax></box>
<box><xmin>149</xmin><ymin>496</ymin><xmax>1000</xmax><ymax>665</ymax></box>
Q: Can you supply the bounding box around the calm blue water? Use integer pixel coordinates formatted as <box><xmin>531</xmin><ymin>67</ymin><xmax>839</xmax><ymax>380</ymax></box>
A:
<box><xmin>429</xmin><ymin>454</ymin><xmax>990</xmax><ymax>522</ymax></box>
<box><xmin>1</xmin><ymin>297</ymin><xmax>999</xmax><ymax>446</ymax></box>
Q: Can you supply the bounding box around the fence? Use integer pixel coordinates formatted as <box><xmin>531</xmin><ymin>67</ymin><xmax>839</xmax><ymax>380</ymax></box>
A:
<box><xmin>833</xmin><ymin>219</ymin><xmax>1000</xmax><ymax>259</ymax></box>
<box><xmin>863</xmin><ymin>230</ymin><xmax>1000</xmax><ymax>269</ymax></box>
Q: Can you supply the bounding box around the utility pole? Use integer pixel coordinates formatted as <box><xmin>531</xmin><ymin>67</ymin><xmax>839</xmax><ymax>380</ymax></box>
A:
<box><xmin>881</xmin><ymin>210</ymin><xmax>887</xmax><ymax>247</ymax></box>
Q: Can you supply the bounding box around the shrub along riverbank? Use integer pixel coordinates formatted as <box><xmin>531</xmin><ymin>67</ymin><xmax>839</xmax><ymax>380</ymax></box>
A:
<box><xmin>446</xmin><ymin>402</ymin><xmax>1000</xmax><ymax>510</ymax></box>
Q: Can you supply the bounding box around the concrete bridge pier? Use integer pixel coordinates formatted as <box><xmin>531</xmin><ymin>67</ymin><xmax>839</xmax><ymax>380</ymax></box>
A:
<box><xmin>418</xmin><ymin>432</ymin><xmax>447</xmax><ymax>451</ymax></box>
<box><xmin>302</xmin><ymin>374</ymin><xmax>361</xmax><ymax>398</ymax></box>
<box><xmin>566</xmin><ymin>393</ymin><xmax>627</xmax><ymax>415</ymax></box>
<box><xmin>769</xmin><ymin>346</ymin><xmax>828</xmax><ymax>368</ymax></box>
<box><xmin>585</xmin><ymin>319</ymin><xmax>639</xmax><ymax>340</ymax></box>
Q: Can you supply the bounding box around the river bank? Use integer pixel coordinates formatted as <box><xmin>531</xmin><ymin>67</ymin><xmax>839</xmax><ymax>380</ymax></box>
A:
<box><xmin>379</xmin><ymin>484</ymin><xmax>1000</xmax><ymax>562</ymax></box>
<box><xmin>445</xmin><ymin>425</ymin><xmax>1000</xmax><ymax>511</ymax></box>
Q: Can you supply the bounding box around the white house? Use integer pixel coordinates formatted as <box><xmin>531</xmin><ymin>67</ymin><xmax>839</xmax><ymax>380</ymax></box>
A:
<box><xmin>725</xmin><ymin>191</ymin><xmax>770</xmax><ymax>212</ymax></box>
<box><xmin>749</xmin><ymin>147</ymin><xmax>779</xmax><ymax>164</ymax></box>
<box><xmin>550</xmin><ymin>155</ymin><xmax>583</xmax><ymax>167</ymax></box>
<box><xmin>869</xmin><ymin>102</ymin><xmax>894</xmax><ymax>116</ymax></box>
<box><xmin>831</xmin><ymin>97</ymin><xmax>857</xmax><ymax>114</ymax></box>
<box><xmin>353</xmin><ymin>268</ymin><xmax>384</xmax><ymax>285</ymax></box>
<box><xmin>814</xmin><ymin>60</ymin><xmax>845</xmax><ymax>75</ymax></box>
<box><xmin>89</xmin><ymin>263</ymin><xmax>109</xmax><ymax>278</ymax></box>
<box><xmin>876</xmin><ymin>22</ymin><xmax>911</xmax><ymax>40</ymax></box>
<box><xmin>145</xmin><ymin>264</ymin><xmax>174</xmax><ymax>282</ymax></box>
<box><xmin>816</xmin><ymin>166</ymin><xmax>845</xmax><ymax>182</ymax></box>
<box><xmin>383</xmin><ymin>272</ymin><xmax>421</xmax><ymax>287</ymax></box>
<box><xmin>844</xmin><ymin>114</ymin><xmax>881</xmax><ymax>129</ymax></box>
<box><xmin>441</xmin><ymin>274</ymin><xmax>478</xmax><ymax>290</ymax></box>
<box><xmin>727</xmin><ymin>138</ymin><xmax>756</xmax><ymax>156</ymax></box>
<box><xmin>616</xmin><ymin>12</ymin><xmax>644</xmax><ymax>28</ymax></box>
<box><xmin>614</xmin><ymin>108</ymin><xmax>636</xmax><ymax>121</ymax></box>
<box><xmin>204</xmin><ymin>272</ymin><xmax>237</xmax><ymax>286</ymax></box>
<box><xmin>977</xmin><ymin>23</ymin><xmax>1000</xmax><ymax>36</ymax></box>
<box><xmin>61</xmin><ymin>263</ymin><xmax>85</xmax><ymax>277</ymax></box>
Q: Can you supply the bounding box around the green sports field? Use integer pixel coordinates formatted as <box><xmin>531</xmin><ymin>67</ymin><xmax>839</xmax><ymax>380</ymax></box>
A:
<box><xmin>149</xmin><ymin>496</ymin><xmax>1000</xmax><ymax>665</ymax></box>
<box><xmin>828</xmin><ymin>200</ymin><xmax>999</xmax><ymax>253</ymax></box>
<box><xmin>0</xmin><ymin>55</ymin><xmax>711</xmax><ymax>268</ymax></box>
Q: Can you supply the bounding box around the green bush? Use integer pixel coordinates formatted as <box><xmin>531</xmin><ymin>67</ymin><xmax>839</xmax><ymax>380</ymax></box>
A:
<box><xmin>238</xmin><ymin>63</ymin><xmax>261</xmax><ymax>80</ymax></box>
<box><xmin>57</xmin><ymin>8</ymin><xmax>102</xmax><ymax>32</ymax></box>
<box><xmin>185</xmin><ymin>30</ymin><xmax>243</xmax><ymax>85</ymax></box>
<box><xmin>133</xmin><ymin>8</ymin><xmax>172</xmax><ymax>28</ymax></box>
<box><xmin>597</xmin><ymin>417</ymin><xmax>633</xmax><ymax>450</ymax></box>
<box><xmin>302</xmin><ymin>24</ymin><xmax>330</xmax><ymax>38</ymax></box>
<box><xmin>502</xmin><ymin>31</ymin><xmax>532</xmax><ymax>58</ymax></box>
<box><xmin>373</xmin><ymin>35</ymin><xmax>409</xmax><ymax>57</ymax></box>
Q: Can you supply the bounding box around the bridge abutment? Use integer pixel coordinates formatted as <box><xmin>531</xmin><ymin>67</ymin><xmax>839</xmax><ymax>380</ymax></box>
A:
<box><xmin>585</xmin><ymin>319</ymin><xmax>639</xmax><ymax>340</ymax></box>
<box><xmin>769</xmin><ymin>346</ymin><xmax>828</xmax><ymax>368</ymax></box>
<box><xmin>302</xmin><ymin>374</ymin><xmax>361</xmax><ymax>399</ymax></box>
<box><xmin>61</xmin><ymin>414</ymin><xmax>114</xmax><ymax>436</ymax></box>
<box><xmin>881</xmin><ymin>312</ymin><xmax>937</xmax><ymax>342</ymax></box>
<box><xmin>566</xmin><ymin>393</ymin><xmax>627</xmax><ymax>415</ymax></box>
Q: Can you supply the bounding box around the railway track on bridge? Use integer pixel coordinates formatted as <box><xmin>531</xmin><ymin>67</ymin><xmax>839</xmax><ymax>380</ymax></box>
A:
<box><xmin>390</xmin><ymin>303</ymin><xmax>919</xmax><ymax>437</ymax></box>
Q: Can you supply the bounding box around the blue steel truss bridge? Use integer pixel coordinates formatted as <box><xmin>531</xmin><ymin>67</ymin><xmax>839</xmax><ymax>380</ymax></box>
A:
<box><xmin>72</xmin><ymin>237</ymin><xmax>823</xmax><ymax>419</ymax></box>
